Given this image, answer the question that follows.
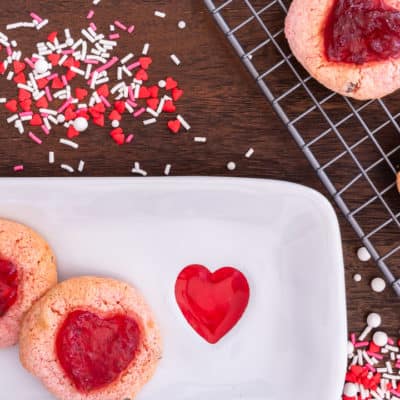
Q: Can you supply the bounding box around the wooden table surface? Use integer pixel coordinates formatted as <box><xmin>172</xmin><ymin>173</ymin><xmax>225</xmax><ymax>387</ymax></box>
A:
<box><xmin>0</xmin><ymin>0</ymin><xmax>398</xmax><ymax>340</ymax></box>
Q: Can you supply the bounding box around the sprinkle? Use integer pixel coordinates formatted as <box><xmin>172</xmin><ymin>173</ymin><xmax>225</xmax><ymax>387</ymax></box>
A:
<box><xmin>164</xmin><ymin>164</ymin><xmax>171</xmax><ymax>176</ymax></box>
<box><xmin>49</xmin><ymin>151</ymin><xmax>55</xmax><ymax>164</ymax></box>
<box><xmin>30</xmin><ymin>12</ymin><xmax>43</xmax><ymax>23</ymax></box>
<box><xmin>93</xmin><ymin>0</ymin><xmax>101</xmax><ymax>4</ymax></box>
<box><xmin>358</xmin><ymin>246</ymin><xmax>371</xmax><ymax>262</ymax></box>
<box><xmin>178</xmin><ymin>20</ymin><xmax>187</xmax><ymax>29</ymax></box>
<box><xmin>59</xmin><ymin>138</ymin><xmax>79</xmax><ymax>149</ymax></box>
<box><xmin>142</xmin><ymin>43</ymin><xmax>150</xmax><ymax>55</ymax></box>
<box><xmin>61</xmin><ymin>164</ymin><xmax>74</xmax><ymax>173</ymax></box>
<box><xmin>353</xmin><ymin>273</ymin><xmax>362</xmax><ymax>282</ymax></box>
<box><xmin>128</xmin><ymin>25</ymin><xmax>135</xmax><ymax>34</ymax></box>
<box><xmin>245</xmin><ymin>147</ymin><xmax>255</xmax><ymax>158</ymax></box>
<box><xmin>170</xmin><ymin>54</ymin><xmax>181</xmax><ymax>66</ymax></box>
<box><xmin>121</xmin><ymin>53</ymin><xmax>134</xmax><ymax>64</ymax></box>
<box><xmin>194</xmin><ymin>136</ymin><xmax>207</xmax><ymax>143</ymax></box>
<box><xmin>13</xmin><ymin>165</ymin><xmax>24</xmax><ymax>172</ymax></box>
<box><xmin>131</xmin><ymin>162</ymin><xmax>147</xmax><ymax>176</ymax></box>
<box><xmin>227</xmin><ymin>161</ymin><xmax>236</xmax><ymax>171</ymax></box>
<box><xmin>158</xmin><ymin>79</ymin><xmax>166</xmax><ymax>88</ymax></box>
<box><xmin>78</xmin><ymin>160</ymin><xmax>85</xmax><ymax>172</ymax></box>
<box><xmin>177</xmin><ymin>114</ymin><xmax>190</xmax><ymax>130</ymax></box>
<box><xmin>143</xmin><ymin>118</ymin><xmax>156</xmax><ymax>125</ymax></box>
<box><xmin>126</xmin><ymin>134</ymin><xmax>134</xmax><ymax>143</ymax></box>
<box><xmin>87</xmin><ymin>10</ymin><xmax>95</xmax><ymax>19</ymax></box>
<box><xmin>109</xmin><ymin>33</ymin><xmax>120</xmax><ymax>40</ymax></box>
<box><xmin>36</xmin><ymin>19</ymin><xmax>49</xmax><ymax>30</ymax></box>
<box><xmin>134</xmin><ymin>108</ymin><xmax>145</xmax><ymax>118</ymax></box>
<box><xmin>154</xmin><ymin>11</ymin><xmax>166</xmax><ymax>18</ymax></box>
<box><xmin>114</xmin><ymin>20</ymin><xmax>127</xmax><ymax>31</ymax></box>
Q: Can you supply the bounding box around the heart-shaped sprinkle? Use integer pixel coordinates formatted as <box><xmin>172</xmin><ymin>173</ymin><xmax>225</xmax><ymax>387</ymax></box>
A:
<box><xmin>138</xmin><ymin>86</ymin><xmax>150</xmax><ymax>99</ymax></box>
<box><xmin>147</xmin><ymin>98</ymin><xmax>159</xmax><ymax>110</ymax></box>
<box><xmin>163</xmin><ymin>100</ymin><xmax>176</xmax><ymax>113</ymax></box>
<box><xmin>36</xmin><ymin>78</ymin><xmax>48</xmax><ymax>89</ymax></box>
<box><xmin>56</xmin><ymin>310</ymin><xmax>140</xmax><ymax>392</ymax></box>
<box><xmin>139</xmin><ymin>56</ymin><xmax>153</xmax><ymax>70</ymax></box>
<box><xmin>75</xmin><ymin>88</ymin><xmax>88</xmax><ymax>101</ymax></box>
<box><xmin>135</xmin><ymin>69</ymin><xmax>148</xmax><ymax>81</ymax></box>
<box><xmin>110</xmin><ymin>127</ymin><xmax>125</xmax><ymax>144</ymax></box>
<box><xmin>19</xmin><ymin>99</ymin><xmax>32</xmax><ymax>112</ymax></box>
<box><xmin>48</xmin><ymin>53</ymin><xmax>61</xmax><ymax>66</ymax></box>
<box><xmin>0</xmin><ymin>259</ymin><xmax>18</xmax><ymax>317</ymax></box>
<box><xmin>13</xmin><ymin>61</ymin><xmax>26</xmax><ymax>74</ymax></box>
<box><xmin>0</xmin><ymin>62</ymin><xmax>5</xmax><ymax>75</ymax></box>
<box><xmin>64</xmin><ymin>107</ymin><xmax>77</xmax><ymax>121</ymax></box>
<box><xmin>93</xmin><ymin>102</ymin><xmax>106</xmax><ymax>113</ymax></box>
<box><xmin>36</xmin><ymin>96</ymin><xmax>48</xmax><ymax>109</ymax></box>
<box><xmin>172</xmin><ymin>88</ymin><xmax>184</xmax><ymax>101</ymax></box>
<box><xmin>97</xmin><ymin>84</ymin><xmax>109</xmax><ymax>98</ymax></box>
<box><xmin>18</xmin><ymin>89</ymin><xmax>31</xmax><ymax>101</ymax></box>
<box><xmin>67</xmin><ymin>125</ymin><xmax>79</xmax><ymax>138</ymax></box>
<box><xmin>167</xmin><ymin>119</ymin><xmax>181</xmax><ymax>134</ymax></box>
<box><xmin>66</xmin><ymin>70</ymin><xmax>76</xmax><ymax>81</ymax></box>
<box><xmin>5</xmin><ymin>99</ymin><xmax>18</xmax><ymax>113</ymax></box>
<box><xmin>114</xmin><ymin>101</ymin><xmax>126</xmax><ymax>114</ymax></box>
<box><xmin>51</xmin><ymin>76</ymin><xmax>65</xmax><ymax>89</ymax></box>
<box><xmin>29</xmin><ymin>114</ymin><xmax>43</xmax><ymax>126</ymax></box>
<box><xmin>165</xmin><ymin>77</ymin><xmax>178</xmax><ymax>90</ymax></box>
<box><xmin>148</xmin><ymin>85</ymin><xmax>159</xmax><ymax>98</ymax></box>
<box><xmin>13</xmin><ymin>72</ymin><xmax>26</xmax><ymax>84</ymax></box>
<box><xmin>108</xmin><ymin>110</ymin><xmax>122</xmax><ymax>121</ymax></box>
<box><xmin>93</xmin><ymin>114</ymin><xmax>105</xmax><ymax>127</ymax></box>
<box><xmin>47</xmin><ymin>31</ymin><xmax>58</xmax><ymax>43</ymax></box>
<box><xmin>175</xmin><ymin>264</ymin><xmax>250</xmax><ymax>344</ymax></box>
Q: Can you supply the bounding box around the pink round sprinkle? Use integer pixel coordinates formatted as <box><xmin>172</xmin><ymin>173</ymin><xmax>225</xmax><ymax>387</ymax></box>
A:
<box><xmin>13</xmin><ymin>165</ymin><xmax>24</xmax><ymax>172</ymax></box>
<box><xmin>87</xmin><ymin>10</ymin><xmax>95</xmax><ymax>19</ymax></box>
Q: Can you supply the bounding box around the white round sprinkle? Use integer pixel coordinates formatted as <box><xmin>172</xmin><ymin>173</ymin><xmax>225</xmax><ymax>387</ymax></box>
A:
<box><xmin>367</xmin><ymin>313</ymin><xmax>382</xmax><ymax>328</ymax></box>
<box><xmin>57</xmin><ymin>114</ymin><xmax>65</xmax><ymax>123</ymax></box>
<box><xmin>73</xmin><ymin>117</ymin><xmax>88</xmax><ymax>132</ymax></box>
<box><xmin>111</xmin><ymin>120</ymin><xmax>120</xmax><ymax>128</ymax></box>
<box><xmin>347</xmin><ymin>341</ymin><xmax>354</xmax><ymax>356</ymax></box>
<box><xmin>66</xmin><ymin>38</ymin><xmax>74</xmax><ymax>46</ymax></box>
<box><xmin>353</xmin><ymin>273</ymin><xmax>362</xmax><ymax>282</ymax></box>
<box><xmin>227</xmin><ymin>161</ymin><xmax>236</xmax><ymax>171</ymax></box>
<box><xmin>371</xmin><ymin>277</ymin><xmax>386</xmax><ymax>293</ymax></box>
<box><xmin>357</xmin><ymin>246</ymin><xmax>371</xmax><ymax>262</ymax></box>
<box><xmin>178</xmin><ymin>20</ymin><xmax>186</xmax><ymax>29</ymax></box>
<box><xmin>158</xmin><ymin>80</ymin><xmax>166</xmax><ymax>88</ymax></box>
<box><xmin>373</xmin><ymin>331</ymin><xmax>388</xmax><ymax>347</ymax></box>
<box><xmin>34</xmin><ymin>59</ymin><xmax>49</xmax><ymax>74</ymax></box>
<box><xmin>343</xmin><ymin>382</ymin><xmax>357</xmax><ymax>397</ymax></box>
<box><xmin>11</xmin><ymin>40</ymin><xmax>17</xmax><ymax>48</ymax></box>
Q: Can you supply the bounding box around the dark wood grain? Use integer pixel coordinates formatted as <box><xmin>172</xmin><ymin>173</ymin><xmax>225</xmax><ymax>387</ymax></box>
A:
<box><xmin>0</xmin><ymin>0</ymin><xmax>397</xmax><ymax>339</ymax></box>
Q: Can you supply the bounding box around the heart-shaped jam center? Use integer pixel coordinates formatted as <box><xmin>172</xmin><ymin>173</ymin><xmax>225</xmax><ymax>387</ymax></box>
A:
<box><xmin>0</xmin><ymin>259</ymin><xmax>18</xmax><ymax>317</ymax></box>
<box><xmin>325</xmin><ymin>0</ymin><xmax>400</xmax><ymax>64</ymax></box>
<box><xmin>175</xmin><ymin>265</ymin><xmax>250</xmax><ymax>344</ymax></box>
<box><xmin>56</xmin><ymin>310</ymin><xmax>141</xmax><ymax>393</ymax></box>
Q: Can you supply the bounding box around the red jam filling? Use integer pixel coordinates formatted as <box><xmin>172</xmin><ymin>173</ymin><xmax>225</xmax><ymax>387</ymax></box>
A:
<box><xmin>0</xmin><ymin>259</ymin><xmax>18</xmax><ymax>317</ymax></box>
<box><xmin>325</xmin><ymin>0</ymin><xmax>400</xmax><ymax>64</ymax></box>
<box><xmin>56</xmin><ymin>310</ymin><xmax>141</xmax><ymax>393</ymax></box>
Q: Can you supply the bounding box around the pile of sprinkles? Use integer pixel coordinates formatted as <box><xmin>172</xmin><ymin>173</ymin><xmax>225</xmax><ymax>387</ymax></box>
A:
<box><xmin>1</xmin><ymin>5</ymin><xmax>190</xmax><ymax>174</ymax></box>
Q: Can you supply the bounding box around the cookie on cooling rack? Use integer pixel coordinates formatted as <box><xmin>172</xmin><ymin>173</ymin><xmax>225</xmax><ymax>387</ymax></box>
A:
<box><xmin>19</xmin><ymin>276</ymin><xmax>162</xmax><ymax>400</ymax></box>
<box><xmin>285</xmin><ymin>0</ymin><xmax>400</xmax><ymax>100</ymax></box>
<box><xmin>0</xmin><ymin>218</ymin><xmax>57</xmax><ymax>348</ymax></box>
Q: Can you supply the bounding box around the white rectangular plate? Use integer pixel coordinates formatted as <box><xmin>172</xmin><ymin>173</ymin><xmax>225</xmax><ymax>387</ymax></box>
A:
<box><xmin>0</xmin><ymin>177</ymin><xmax>347</xmax><ymax>400</ymax></box>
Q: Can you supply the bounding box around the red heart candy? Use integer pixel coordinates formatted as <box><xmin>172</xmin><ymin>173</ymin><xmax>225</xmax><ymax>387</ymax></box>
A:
<box><xmin>114</xmin><ymin>101</ymin><xmax>126</xmax><ymax>114</ymax></box>
<box><xmin>146</xmin><ymin>98</ymin><xmax>159</xmax><ymax>110</ymax></box>
<box><xmin>67</xmin><ymin>125</ymin><xmax>79</xmax><ymax>139</ymax></box>
<box><xmin>167</xmin><ymin>119</ymin><xmax>181</xmax><ymax>134</ymax></box>
<box><xmin>5</xmin><ymin>99</ymin><xmax>18</xmax><ymax>113</ymax></box>
<box><xmin>13</xmin><ymin>72</ymin><xmax>26</xmax><ymax>84</ymax></box>
<box><xmin>36</xmin><ymin>78</ymin><xmax>48</xmax><ymax>89</ymax></box>
<box><xmin>64</xmin><ymin>107</ymin><xmax>77</xmax><ymax>121</ymax></box>
<box><xmin>18</xmin><ymin>89</ymin><xmax>31</xmax><ymax>101</ymax></box>
<box><xmin>148</xmin><ymin>86</ymin><xmax>159</xmax><ymax>98</ymax></box>
<box><xmin>138</xmin><ymin>86</ymin><xmax>150</xmax><ymax>99</ymax></box>
<box><xmin>172</xmin><ymin>88</ymin><xmax>184</xmax><ymax>101</ymax></box>
<box><xmin>0</xmin><ymin>259</ymin><xmax>18</xmax><ymax>317</ymax></box>
<box><xmin>92</xmin><ymin>103</ymin><xmax>106</xmax><ymax>114</ymax></box>
<box><xmin>63</xmin><ymin>57</ymin><xmax>76</xmax><ymax>68</ymax></box>
<box><xmin>97</xmin><ymin>84</ymin><xmax>109</xmax><ymax>98</ymax></box>
<box><xmin>48</xmin><ymin>53</ymin><xmax>61</xmax><ymax>66</ymax></box>
<box><xmin>0</xmin><ymin>62</ymin><xmax>5</xmax><ymax>75</ymax></box>
<box><xmin>110</xmin><ymin>128</ymin><xmax>125</xmax><ymax>145</ymax></box>
<box><xmin>36</xmin><ymin>96</ymin><xmax>48</xmax><ymax>109</ymax></box>
<box><xmin>93</xmin><ymin>114</ymin><xmax>105</xmax><ymax>127</ymax></box>
<box><xmin>175</xmin><ymin>265</ymin><xmax>250</xmax><ymax>344</ymax></box>
<box><xmin>19</xmin><ymin>99</ymin><xmax>32</xmax><ymax>112</ymax></box>
<box><xmin>30</xmin><ymin>114</ymin><xmax>43</xmax><ymax>126</ymax></box>
<box><xmin>13</xmin><ymin>61</ymin><xmax>26</xmax><ymax>74</ymax></box>
<box><xmin>52</xmin><ymin>76</ymin><xmax>65</xmax><ymax>89</ymax></box>
<box><xmin>135</xmin><ymin>69</ymin><xmax>148</xmax><ymax>81</ymax></box>
<box><xmin>108</xmin><ymin>110</ymin><xmax>122</xmax><ymax>121</ymax></box>
<box><xmin>139</xmin><ymin>56</ymin><xmax>152</xmax><ymax>70</ymax></box>
<box><xmin>75</xmin><ymin>88</ymin><xmax>88</xmax><ymax>101</ymax></box>
<box><xmin>47</xmin><ymin>31</ymin><xmax>58</xmax><ymax>43</ymax></box>
<box><xmin>165</xmin><ymin>77</ymin><xmax>178</xmax><ymax>90</ymax></box>
<box><xmin>56</xmin><ymin>310</ymin><xmax>140</xmax><ymax>392</ymax></box>
<box><xmin>163</xmin><ymin>100</ymin><xmax>176</xmax><ymax>113</ymax></box>
<box><xmin>66</xmin><ymin>70</ymin><xmax>76</xmax><ymax>81</ymax></box>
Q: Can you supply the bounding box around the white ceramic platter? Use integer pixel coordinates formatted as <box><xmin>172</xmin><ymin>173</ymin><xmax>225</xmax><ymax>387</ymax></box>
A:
<box><xmin>0</xmin><ymin>177</ymin><xmax>347</xmax><ymax>400</ymax></box>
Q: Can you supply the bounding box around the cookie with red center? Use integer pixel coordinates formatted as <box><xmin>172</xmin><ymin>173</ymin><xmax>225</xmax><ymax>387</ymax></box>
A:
<box><xmin>19</xmin><ymin>276</ymin><xmax>162</xmax><ymax>400</ymax></box>
<box><xmin>0</xmin><ymin>218</ymin><xmax>57</xmax><ymax>348</ymax></box>
<box><xmin>285</xmin><ymin>0</ymin><xmax>400</xmax><ymax>99</ymax></box>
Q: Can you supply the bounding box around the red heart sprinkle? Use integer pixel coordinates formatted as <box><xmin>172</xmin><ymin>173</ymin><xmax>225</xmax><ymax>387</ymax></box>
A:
<box><xmin>5</xmin><ymin>100</ymin><xmax>18</xmax><ymax>113</ymax></box>
<box><xmin>52</xmin><ymin>76</ymin><xmax>65</xmax><ymax>89</ymax></box>
<box><xmin>165</xmin><ymin>77</ymin><xmax>178</xmax><ymax>90</ymax></box>
<box><xmin>0</xmin><ymin>62</ymin><xmax>5</xmax><ymax>75</ymax></box>
<box><xmin>93</xmin><ymin>114</ymin><xmax>105</xmax><ymax>127</ymax></box>
<box><xmin>93</xmin><ymin>103</ymin><xmax>106</xmax><ymax>113</ymax></box>
<box><xmin>36</xmin><ymin>96</ymin><xmax>48</xmax><ymax>109</ymax></box>
<box><xmin>175</xmin><ymin>265</ymin><xmax>250</xmax><ymax>344</ymax></box>
<box><xmin>63</xmin><ymin>57</ymin><xmax>75</xmax><ymax>68</ymax></box>
<box><xmin>138</xmin><ymin>86</ymin><xmax>150</xmax><ymax>99</ymax></box>
<box><xmin>13</xmin><ymin>61</ymin><xmax>26</xmax><ymax>74</ymax></box>
<box><xmin>146</xmin><ymin>98</ymin><xmax>159</xmax><ymax>110</ymax></box>
<box><xmin>97</xmin><ymin>84</ymin><xmax>109</xmax><ymax>98</ymax></box>
<box><xmin>13</xmin><ymin>72</ymin><xmax>26</xmax><ymax>84</ymax></box>
<box><xmin>75</xmin><ymin>88</ymin><xmax>88</xmax><ymax>101</ymax></box>
<box><xmin>172</xmin><ymin>88</ymin><xmax>184</xmax><ymax>101</ymax></box>
<box><xmin>36</xmin><ymin>78</ymin><xmax>48</xmax><ymax>89</ymax></box>
<box><xmin>48</xmin><ymin>53</ymin><xmax>61</xmax><ymax>66</ymax></box>
<box><xmin>67</xmin><ymin>125</ymin><xmax>79</xmax><ymax>139</ymax></box>
<box><xmin>163</xmin><ymin>100</ymin><xmax>176</xmax><ymax>113</ymax></box>
<box><xmin>66</xmin><ymin>70</ymin><xmax>76</xmax><ymax>81</ymax></box>
<box><xmin>148</xmin><ymin>86</ymin><xmax>159</xmax><ymax>98</ymax></box>
<box><xmin>139</xmin><ymin>56</ymin><xmax>152</xmax><ymax>70</ymax></box>
<box><xmin>167</xmin><ymin>119</ymin><xmax>181</xmax><ymax>134</ymax></box>
<box><xmin>76</xmin><ymin>110</ymin><xmax>90</xmax><ymax>120</ymax></box>
<box><xmin>64</xmin><ymin>107</ymin><xmax>77</xmax><ymax>121</ymax></box>
<box><xmin>108</xmin><ymin>110</ymin><xmax>122</xmax><ymax>121</ymax></box>
<box><xmin>114</xmin><ymin>101</ymin><xmax>125</xmax><ymax>114</ymax></box>
<box><xmin>47</xmin><ymin>31</ymin><xmax>58</xmax><ymax>43</ymax></box>
<box><xmin>30</xmin><ymin>114</ymin><xmax>43</xmax><ymax>126</ymax></box>
<box><xmin>110</xmin><ymin>128</ymin><xmax>125</xmax><ymax>145</ymax></box>
<box><xmin>19</xmin><ymin>99</ymin><xmax>32</xmax><ymax>112</ymax></box>
<box><xmin>18</xmin><ymin>89</ymin><xmax>31</xmax><ymax>101</ymax></box>
<box><xmin>135</xmin><ymin>69</ymin><xmax>148</xmax><ymax>81</ymax></box>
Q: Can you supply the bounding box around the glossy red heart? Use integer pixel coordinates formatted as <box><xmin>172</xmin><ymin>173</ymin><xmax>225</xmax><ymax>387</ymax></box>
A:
<box><xmin>29</xmin><ymin>114</ymin><xmax>42</xmax><ymax>126</ymax></box>
<box><xmin>5</xmin><ymin>99</ymin><xmax>18</xmax><ymax>113</ymax></box>
<box><xmin>175</xmin><ymin>265</ymin><xmax>250</xmax><ymax>344</ymax></box>
<box><xmin>139</xmin><ymin>56</ymin><xmax>152</xmax><ymax>70</ymax></box>
<box><xmin>165</xmin><ymin>77</ymin><xmax>178</xmax><ymax>90</ymax></box>
<box><xmin>135</xmin><ymin>69</ymin><xmax>148</xmax><ymax>81</ymax></box>
<box><xmin>167</xmin><ymin>119</ymin><xmax>181</xmax><ymax>134</ymax></box>
<box><xmin>13</xmin><ymin>61</ymin><xmax>26</xmax><ymax>74</ymax></box>
<box><xmin>56</xmin><ymin>310</ymin><xmax>140</xmax><ymax>392</ymax></box>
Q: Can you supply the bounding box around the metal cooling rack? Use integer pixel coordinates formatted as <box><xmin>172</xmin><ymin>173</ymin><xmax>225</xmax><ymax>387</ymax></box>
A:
<box><xmin>204</xmin><ymin>0</ymin><xmax>400</xmax><ymax>295</ymax></box>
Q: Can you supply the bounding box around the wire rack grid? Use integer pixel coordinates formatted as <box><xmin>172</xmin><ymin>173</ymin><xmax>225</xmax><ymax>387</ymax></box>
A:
<box><xmin>204</xmin><ymin>0</ymin><xmax>400</xmax><ymax>295</ymax></box>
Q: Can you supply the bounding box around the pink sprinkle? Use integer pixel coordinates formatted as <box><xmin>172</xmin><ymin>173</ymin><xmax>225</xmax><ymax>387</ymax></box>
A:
<box><xmin>126</xmin><ymin>134</ymin><xmax>134</xmax><ymax>143</ymax></box>
<box><xmin>133</xmin><ymin>107</ymin><xmax>145</xmax><ymax>118</ymax></box>
<box><xmin>388</xmin><ymin>338</ymin><xmax>394</xmax><ymax>345</ymax></box>
<box><xmin>57</xmin><ymin>98</ymin><xmax>72</xmax><ymax>113</ymax></box>
<box><xmin>13</xmin><ymin>165</ymin><xmax>24</xmax><ymax>172</ymax></box>
<box><xmin>128</xmin><ymin>86</ymin><xmax>135</xmax><ymax>101</ymax></box>
<box><xmin>367</xmin><ymin>351</ymin><xmax>383</xmax><ymax>360</ymax></box>
<box><xmin>127</xmin><ymin>61</ymin><xmax>140</xmax><ymax>71</ymax></box>
<box><xmin>47</xmin><ymin>73</ymin><xmax>58</xmax><ymax>81</ymax></box>
<box><xmin>62</xmin><ymin>49</ymin><xmax>74</xmax><ymax>55</ymax></box>
<box><xmin>19</xmin><ymin>111</ymin><xmax>33</xmax><ymax>117</ymax></box>
<box><xmin>45</xmin><ymin>86</ymin><xmax>52</xmax><ymax>101</ymax></box>
<box><xmin>109</xmin><ymin>33</ymin><xmax>120</xmax><ymax>40</ymax></box>
<box><xmin>100</xmin><ymin>96</ymin><xmax>111</xmax><ymax>108</ymax></box>
<box><xmin>87</xmin><ymin>10</ymin><xmax>95</xmax><ymax>19</ymax></box>
<box><xmin>29</xmin><ymin>131</ymin><xmax>42</xmax><ymax>144</ymax></box>
<box><xmin>128</xmin><ymin>25</ymin><xmax>135</xmax><ymax>34</ymax></box>
<box><xmin>61</xmin><ymin>75</ymin><xmax>68</xmax><ymax>86</ymax></box>
<box><xmin>366</xmin><ymin>364</ymin><xmax>376</xmax><ymax>372</ymax></box>
<box><xmin>93</xmin><ymin>56</ymin><xmax>119</xmax><ymax>75</ymax></box>
<box><xmin>84</xmin><ymin>59</ymin><xmax>99</xmax><ymax>65</ymax></box>
<box><xmin>40</xmin><ymin>113</ymin><xmax>49</xmax><ymax>118</ymax></box>
<box><xmin>24</xmin><ymin>57</ymin><xmax>35</xmax><ymax>69</ymax></box>
<box><xmin>30</xmin><ymin>12</ymin><xmax>43</xmax><ymax>23</ymax></box>
<box><xmin>114</xmin><ymin>20</ymin><xmax>127</xmax><ymax>30</ymax></box>
<box><xmin>41</xmin><ymin>125</ymin><xmax>50</xmax><ymax>135</ymax></box>
<box><xmin>89</xmin><ymin>22</ymin><xmax>97</xmax><ymax>31</ymax></box>
<box><xmin>126</xmin><ymin>99</ymin><xmax>137</xmax><ymax>108</ymax></box>
<box><xmin>391</xmin><ymin>390</ymin><xmax>400</xmax><ymax>397</ymax></box>
<box><xmin>350</xmin><ymin>334</ymin><xmax>356</xmax><ymax>345</ymax></box>
<box><xmin>6</xmin><ymin>46</ymin><xmax>12</xmax><ymax>57</ymax></box>
<box><xmin>355</xmin><ymin>342</ymin><xmax>369</xmax><ymax>348</ymax></box>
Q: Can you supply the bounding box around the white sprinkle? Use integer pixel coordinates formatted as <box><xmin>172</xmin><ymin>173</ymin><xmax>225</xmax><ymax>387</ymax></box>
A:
<box><xmin>245</xmin><ymin>147</ymin><xmax>255</xmax><ymax>158</ymax></box>
<box><xmin>386</xmin><ymin>361</ymin><xmax>393</xmax><ymax>374</ymax></box>
<box><xmin>49</xmin><ymin>151</ymin><xmax>55</xmax><ymax>164</ymax></box>
<box><xmin>6</xmin><ymin>23</ymin><xmax>24</xmax><ymax>30</ymax></box>
<box><xmin>36</xmin><ymin>19</ymin><xmax>49</xmax><ymax>30</ymax></box>
<box><xmin>78</xmin><ymin>160</ymin><xmax>85</xmax><ymax>173</ymax></box>
<box><xmin>357</xmin><ymin>246</ymin><xmax>371</xmax><ymax>262</ymax></box>
<box><xmin>59</xmin><ymin>138</ymin><xmax>79</xmax><ymax>149</ymax></box>
<box><xmin>391</xmin><ymin>352</ymin><xmax>396</xmax><ymax>361</ymax></box>
<box><xmin>61</xmin><ymin>164</ymin><xmax>74</xmax><ymax>173</ymax></box>
<box><xmin>131</xmin><ymin>162</ymin><xmax>147</xmax><ymax>176</ymax></box>
<box><xmin>0</xmin><ymin>98</ymin><xmax>6</xmax><ymax>103</ymax></box>
<box><xmin>85</xmin><ymin>64</ymin><xmax>93</xmax><ymax>80</ymax></box>
<box><xmin>353</xmin><ymin>273</ymin><xmax>362</xmax><ymax>282</ymax></box>
<box><xmin>371</xmin><ymin>277</ymin><xmax>386</xmax><ymax>293</ymax></box>
<box><xmin>146</xmin><ymin>107</ymin><xmax>159</xmax><ymax>118</ymax></box>
<box><xmin>158</xmin><ymin>79</ymin><xmax>166</xmax><ymax>88</ymax></box>
<box><xmin>154</xmin><ymin>11</ymin><xmax>166</xmax><ymax>18</ymax></box>
<box><xmin>6</xmin><ymin>71</ymin><xmax>14</xmax><ymax>80</ymax></box>
<box><xmin>143</xmin><ymin>118</ymin><xmax>157</xmax><ymax>126</ymax></box>
<box><xmin>93</xmin><ymin>0</ymin><xmax>101</xmax><ymax>4</ymax></box>
<box><xmin>109</xmin><ymin>24</ymin><xmax>115</xmax><ymax>32</ymax></box>
<box><xmin>20</xmin><ymin>115</ymin><xmax>32</xmax><ymax>122</ymax></box>
<box><xmin>111</xmin><ymin>120</ymin><xmax>120</xmax><ymax>128</ymax></box>
<box><xmin>194</xmin><ymin>136</ymin><xmax>207</xmax><ymax>143</ymax></box>
<box><xmin>386</xmin><ymin>345</ymin><xmax>399</xmax><ymax>352</ymax></box>
<box><xmin>383</xmin><ymin>374</ymin><xmax>400</xmax><ymax>380</ymax></box>
<box><xmin>14</xmin><ymin>120</ymin><xmax>24</xmax><ymax>134</ymax></box>
<box><xmin>70</xmin><ymin>66</ymin><xmax>85</xmax><ymax>76</ymax></box>
<box><xmin>39</xmin><ymin>108</ymin><xmax>57</xmax><ymax>116</ymax></box>
<box><xmin>121</xmin><ymin>53</ymin><xmax>134</xmax><ymax>64</ymax></box>
<box><xmin>142</xmin><ymin>43</ymin><xmax>150</xmax><ymax>55</ymax></box>
<box><xmin>164</xmin><ymin>164</ymin><xmax>171</xmax><ymax>176</ymax></box>
<box><xmin>177</xmin><ymin>114</ymin><xmax>191</xmax><ymax>130</ymax></box>
<box><xmin>7</xmin><ymin>114</ymin><xmax>18</xmax><ymax>124</ymax></box>
<box><xmin>227</xmin><ymin>161</ymin><xmax>236</xmax><ymax>171</ymax></box>
<box><xmin>170</xmin><ymin>54</ymin><xmax>181</xmax><ymax>66</ymax></box>
<box><xmin>178</xmin><ymin>20</ymin><xmax>187</xmax><ymax>29</ymax></box>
